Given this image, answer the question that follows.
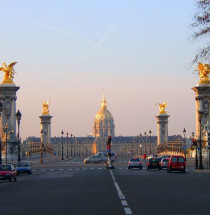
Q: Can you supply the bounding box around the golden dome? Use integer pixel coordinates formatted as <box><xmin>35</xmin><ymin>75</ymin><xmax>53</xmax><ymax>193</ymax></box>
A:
<box><xmin>95</xmin><ymin>95</ymin><xmax>113</xmax><ymax>120</ymax></box>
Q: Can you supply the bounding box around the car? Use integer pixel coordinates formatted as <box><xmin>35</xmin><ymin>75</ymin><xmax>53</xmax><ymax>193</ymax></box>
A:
<box><xmin>84</xmin><ymin>155</ymin><xmax>102</xmax><ymax>164</ymax></box>
<box><xmin>167</xmin><ymin>155</ymin><xmax>186</xmax><ymax>173</ymax></box>
<box><xmin>0</xmin><ymin>164</ymin><xmax>17</xmax><ymax>182</ymax></box>
<box><xmin>128</xmin><ymin>157</ymin><xmax>143</xmax><ymax>169</ymax></box>
<box><xmin>95</xmin><ymin>152</ymin><xmax>116</xmax><ymax>162</ymax></box>
<box><xmin>160</xmin><ymin>158</ymin><xmax>169</xmax><ymax>169</ymax></box>
<box><xmin>15</xmin><ymin>161</ymin><xmax>32</xmax><ymax>175</ymax></box>
<box><xmin>147</xmin><ymin>158</ymin><xmax>161</xmax><ymax>170</ymax></box>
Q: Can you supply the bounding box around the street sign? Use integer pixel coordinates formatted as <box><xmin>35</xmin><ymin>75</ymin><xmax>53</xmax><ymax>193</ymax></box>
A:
<box><xmin>198</xmin><ymin>147</ymin><xmax>201</xmax><ymax>151</ymax></box>
<box><xmin>107</xmin><ymin>149</ymin><xmax>111</xmax><ymax>153</ymax></box>
<box><xmin>183</xmin><ymin>146</ymin><xmax>187</xmax><ymax>150</ymax></box>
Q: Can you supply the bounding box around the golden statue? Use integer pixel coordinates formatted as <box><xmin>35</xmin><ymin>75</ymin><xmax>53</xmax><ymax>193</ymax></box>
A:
<box><xmin>157</xmin><ymin>102</ymin><xmax>167</xmax><ymax>114</ymax></box>
<box><xmin>197</xmin><ymin>63</ymin><xmax>210</xmax><ymax>84</ymax></box>
<box><xmin>42</xmin><ymin>101</ymin><xmax>50</xmax><ymax>115</ymax></box>
<box><xmin>0</xmin><ymin>62</ymin><xmax>17</xmax><ymax>84</ymax></box>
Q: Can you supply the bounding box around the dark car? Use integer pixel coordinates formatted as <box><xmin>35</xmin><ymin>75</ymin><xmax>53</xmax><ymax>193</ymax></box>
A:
<box><xmin>147</xmin><ymin>158</ymin><xmax>161</xmax><ymax>170</ymax></box>
<box><xmin>15</xmin><ymin>162</ymin><xmax>32</xmax><ymax>175</ymax></box>
<box><xmin>128</xmin><ymin>157</ymin><xmax>143</xmax><ymax>169</ymax></box>
<box><xmin>0</xmin><ymin>164</ymin><xmax>17</xmax><ymax>182</ymax></box>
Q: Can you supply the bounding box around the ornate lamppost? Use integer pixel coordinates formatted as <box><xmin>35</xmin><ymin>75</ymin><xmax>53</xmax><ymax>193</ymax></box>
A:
<box><xmin>15</xmin><ymin>110</ymin><xmax>22</xmax><ymax>162</ymax></box>
<box><xmin>61</xmin><ymin>130</ymin><xmax>64</xmax><ymax>160</ymax></box>
<box><xmin>40</xmin><ymin>129</ymin><xmax>44</xmax><ymax>164</ymax></box>
<box><xmin>0</xmin><ymin>101</ymin><xmax>3</xmax><ymax>164</ymax></box>
<box><xmin>3</xmin><ymin>123</ymin><xmax>9</xmax><ymax>164</ymax></box>
<box><xmin>149</xmin><ymin>130</ymin><xmax>152</xmax><ymax>154</ymax></box>
<box><xmin>198</xmin><ymin>110</ymin><xmax>204</xmax><ymax>169</ymax></box>
<box><xmin>183</xmin><ymin>128</ymin><xmax>187</xmax><ymax>161</ymax></box>
<box><xmin>66</xmin><ymin>132</ymin><xmax>69</xmax><ymax>158</ymax></box>
<box><xmin>70</xmin><ymin>133</ymin><xmax>73</xmax><ymax>157</ymax></box>
<box><xmin>144</xmin><ymin>132</ymin><xmax>147</xmax><ymax>155</ymax></box>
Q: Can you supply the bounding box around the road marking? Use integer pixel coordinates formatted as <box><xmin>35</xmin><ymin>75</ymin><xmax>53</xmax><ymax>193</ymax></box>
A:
<box><xmin>124</xmin><ymin>207</ymin><xmax>132</xmax><ymax>215</ymax></box>
<box><xmin>75</xmin><ymin>168</ymin><xmax>80</xmax><ymax>170</ymax></box>
<box><xmin>121</xmin><ymin>200</ymin><xmax>128</xmax><ymax>206</ymax></box>
<box><xmin>33</xmin><ymin>170</ymin><xmax>37</xmax><ymax>172</ymax></box>
<box><xmin>110</xmin><ymin>170</ymin><xmax>133</xmax><ymax>215</ymax></box>
<box><xmin>50</xmin><ymin>169</ymin><xmax>54</xmax><ymax>171</ymax></box>
<box><xmin>68</xmin><ymin>169</ymin><xmax>72</xmax><ymax>170</ymax></box>
<box><xmin>59</xmin><ymin>169</ymin><xmax>63</xmax><ymax>171</ymax></box>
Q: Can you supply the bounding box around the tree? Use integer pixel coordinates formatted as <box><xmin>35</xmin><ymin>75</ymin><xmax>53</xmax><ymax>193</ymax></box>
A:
<box><xmin>191</xmin><ymin>0</ymin><xmax>210</xmax><ymax>63</ymax></box>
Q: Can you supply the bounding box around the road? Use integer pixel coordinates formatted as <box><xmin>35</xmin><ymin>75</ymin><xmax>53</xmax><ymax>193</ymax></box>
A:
<box><xmin>0</xmin><ymin>156</ymin><xmax>210</xmax><ymax>215</ymax></box>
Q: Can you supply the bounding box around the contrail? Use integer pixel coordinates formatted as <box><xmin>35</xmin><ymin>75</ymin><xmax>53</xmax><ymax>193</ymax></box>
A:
<box><xmin>70</xmin><ymin>8</ymin><xmax>132</xmax><ymax>69</ymax></box>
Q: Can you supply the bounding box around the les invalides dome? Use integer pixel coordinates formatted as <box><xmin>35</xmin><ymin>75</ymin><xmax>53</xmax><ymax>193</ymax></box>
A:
<box><xmin>93</xmin><ymin>95</ymin><xmax>115</xmax><ymax>137</ymax></box>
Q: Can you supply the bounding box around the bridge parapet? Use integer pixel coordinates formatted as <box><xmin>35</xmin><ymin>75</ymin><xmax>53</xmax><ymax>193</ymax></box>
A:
<box><xmin>157</xmin><ymin>140</ymin><xmax>184</xmax><ymax>156</ymax></box>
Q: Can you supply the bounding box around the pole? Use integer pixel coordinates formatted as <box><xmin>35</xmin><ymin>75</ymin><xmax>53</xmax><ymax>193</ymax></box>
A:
<box><xmin>199</xmin><ymin>117</ymin><xmax>204</xmax><ymax>169</ymax></box>
<box><xmin>17</xmin><ymin>121</ymin><xmax>21</xmax><ymax>162</ymax></box>
<box><xmin>61</xmin><ymin>130</ymin><xmax>64</xmax><ymax>160</ymax></box>
<box><xmin>40</xmin><ymin>129</ymin><xmax>43</xmax><ymax>164</ymax></box>
<box><xmin>5</xmin><ymin>131</ymin><xmax>7</xmax><ymax>164</ymax></box>
<box><xmin>66</xmin><ymin>132</ymin><xmax>69</xmax><ymax>158</ymax></box>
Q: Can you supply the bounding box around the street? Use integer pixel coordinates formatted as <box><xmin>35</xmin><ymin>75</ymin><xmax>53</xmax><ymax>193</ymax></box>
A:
<box><xmin>0</xmin><ymin>156</ymin><xmax>210</xmax><ymax>215</ymax></box>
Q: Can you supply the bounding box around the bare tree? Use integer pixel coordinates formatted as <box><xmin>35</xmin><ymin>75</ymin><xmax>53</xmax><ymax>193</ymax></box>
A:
<box><xmin>191</xmin><ymin>0</ymin><xmax>210</xmax><ymax>63</ymax></box>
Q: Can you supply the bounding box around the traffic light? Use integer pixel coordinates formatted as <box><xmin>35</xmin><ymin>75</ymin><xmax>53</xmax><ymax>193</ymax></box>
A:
<box><xmin>192</xmin><ymin>138</ymin><xmax>197</xmax><ymax>146</ymax></box>
<box><xmin>107</xmin><ymin>136</ymin><xmax>112</xmax><ymax>149</ymax></box>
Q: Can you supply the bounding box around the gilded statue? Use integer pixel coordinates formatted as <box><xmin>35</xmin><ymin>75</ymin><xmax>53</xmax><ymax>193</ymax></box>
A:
<box><xmin>157</xmin><ymin>102</ymin><xmax>167</xmax><ymax>114</ymax></box>
<box><xmin>197</xmin><ymin>63</ymin><xmax>210</xmax><ymax>84</ymax></box>
<box><xmin>42</xmin><ymin>101</ymin><xmax>50</xmax><ymax>115</ymax></box>
<box><xmin>0</xmin><ymin>62</ymin><xmax>17</xmax><ymax>84</ymax></box>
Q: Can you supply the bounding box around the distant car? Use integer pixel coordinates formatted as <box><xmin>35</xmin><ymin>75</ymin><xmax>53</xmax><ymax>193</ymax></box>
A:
<box><xmin>84</xmin><ymin>155</ymin><xmax>102</xmax><ymax>164</ymax></box>
<box><xmin>147</xmin><ymin>154</ymin><xmax>158</xmax><ymax>160</ymax></box>
<box><xmin>15</xmin><ymin>161</ymin><xmax>32</xmax><ymax>175</ymax></box>
<box><xmin>167</xmin><ymin>155</ymin><xmax>186</xmax><ymax>173</ymax></box>
<box><xmin>147</xmin><ymin>158</ymin><xmax>161</xmax><ymax>171</ymax></box>
<box><xmin>0</xmin><ymin>164</ymin><xmax>17</xmax><ymax>182</ymax></box>
<box><xmin>160</xmin><ymin>158</ymin><xmax>169</xmax><ymax>169</ymax></box>
<box><xmin>128</xmin><ymin>157</ymin><xmax>143</xmax><ymax>169</ymax></box>
<box><xmin>95</xmin><ymin>152</ymin><xmax>116</xmax><ymax>162</ymax></box>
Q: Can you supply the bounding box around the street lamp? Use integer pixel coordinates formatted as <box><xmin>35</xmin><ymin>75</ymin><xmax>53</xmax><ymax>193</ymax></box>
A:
<box><xmin>70</xmin><ymin>133</ymin><xmax>73</xmax><ymax>157</ymax></box>
<box><xmin>198</xmin><ymin>110</ymin><xmax>204</xmax><ymax>169</ymax></box>
<box><xmin>139</xmin><ymin>144</ymin><xmax>142</xmax><ymax>156</ymax></box>
<box><xmin>192</xmin><ymin>132</ymin><xmax>198</xmax><ymax>169</ymax></box>
<box><xmin>3</xmin><ymin>123</ymin><xmax>9</xmax><ymax>164</ymax></box>
<box><xmin>40</xmin><ymin>129</ymin><xmax>44</xmax><ymax>164</ymax></box>
<box><xmin>66</xmin><ymin>132</ymin><xmax>69</xmax><ymax>158</ymax></box>
<box><xmin>0</xmin><ymin>101</ymin><xmax>3</xmax><ymax>164</ymax></box>
<box><xmin>144</xmin><ymin>132</ymin><xmax>147</xmax><ymax>155</ymax></box>
<box><xmin>15</xmin><ymin>110</ymin><xmax>22</xmax><ymax>162</ymax></box>
<box><xmin>149</xmin><ymin>130</ymin><xmax>152</xmax><ymax>154</ymax></box>
<box><xmin>61</xmin><ymin>130</ymin><xmax>64</xmax><ymax>160</ymax></box>
<box><xmin>183</xmin><ymin>128</ymin><xmax>187</xmax><ymax>161</ymax></box>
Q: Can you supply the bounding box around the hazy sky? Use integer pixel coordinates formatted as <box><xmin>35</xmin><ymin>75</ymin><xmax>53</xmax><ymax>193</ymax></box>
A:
<box><xmin>0</xmin><ymin>0</ymin><xmax>206</xmax><ymax>139</ymax></box>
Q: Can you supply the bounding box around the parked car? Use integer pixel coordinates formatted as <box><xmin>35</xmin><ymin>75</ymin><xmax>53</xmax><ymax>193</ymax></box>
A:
<box><xmin>160</xmin><ymin>158</ymin><xmax>169</xmax><ymax>169</ymax></box>
<box><xmin>84</xmin><ymin>155</ymin><xmax>102</xmax><ymax>164</ymax></box>
<box><xmin>15</xmin><ymin>161</ymin><xmax>32</xmax><ymax>175</ymax></box>
<box><xmin>0</xmin><ymin>164</ymin><xmax>17</xmax><ymax>182</ymax></box>
<box><xmin>167</xmin><ymin>155</ymin><xmax>186</xmax><ymax>173</ymax></box>
<box><xmin>128</xmin><ymin>157</ymin><xmax>143</xmax><ymax>169</ymax></box>
<box><xmin>147</xmin><ymin>158</ymin><xmax>161</xmax><ymax>170</ymax></box>
<box><xmin>95</xmin><ymin>152</ymin><xmax>116</xmax><ymax>162</ymax></box>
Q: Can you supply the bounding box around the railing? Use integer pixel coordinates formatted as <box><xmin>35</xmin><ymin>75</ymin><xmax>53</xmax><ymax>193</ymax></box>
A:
<box><xmin>157</xmin><ymin>140</ymin><xmax>184</xmax><ymax>156</ymax></box>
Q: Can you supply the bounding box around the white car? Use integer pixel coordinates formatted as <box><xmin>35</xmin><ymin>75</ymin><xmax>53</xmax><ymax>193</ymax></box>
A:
<box><xmin>84</xmin><ymin>156</ymin><xmax>102</xmax><ymax>164</ymax></box>
<box><xmin>95</xmin><ymin>152</ymin><xmax>116</xmax><ymax>162</ymax></box>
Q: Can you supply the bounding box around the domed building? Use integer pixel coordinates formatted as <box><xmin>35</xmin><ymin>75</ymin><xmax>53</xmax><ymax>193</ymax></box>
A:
<box><xmin>93</xmin><ymin>95</ymin><xmax>115</xmax><ymax>137</ymax></box>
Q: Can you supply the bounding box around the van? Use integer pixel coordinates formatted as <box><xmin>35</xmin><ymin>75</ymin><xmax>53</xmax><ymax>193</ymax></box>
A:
<box><xmin>95</xmin><ymin>152</ymin><xmax>116</xmax><ymax>162</ymax></box>
<box><xmin>167</xmin><ymin>155</ymin><xmax>186</xmax><ymax>173</ymax></box>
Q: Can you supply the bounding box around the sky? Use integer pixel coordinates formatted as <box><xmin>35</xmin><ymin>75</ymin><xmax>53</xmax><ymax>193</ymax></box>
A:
<box><xmin>0</xmin><ymin>0</ymin><xmax>207</xmax><ymax>140</ymax></box>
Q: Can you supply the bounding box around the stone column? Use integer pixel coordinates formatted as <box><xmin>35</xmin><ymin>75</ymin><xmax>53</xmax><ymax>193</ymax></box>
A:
<box><xmin>39</xmin><ymin>114</ymin><xmax>53</xmax><ymax>145</ymax></box>
<box><xmin>192</xmin><ymin>85</ymin><xmax>210</xmax><ymax>140</ymax></box>
<box><xmin>0</xmin><ymin>84</ymin><xmax>20</xmax><ymax>161</ymax></box>
<box><xmin>156</xmin><ymin>114</ymin><xmax>170</xmax><ymax>145</ymax></box>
